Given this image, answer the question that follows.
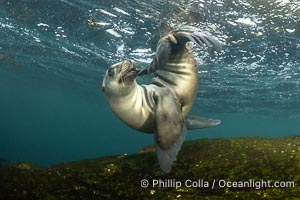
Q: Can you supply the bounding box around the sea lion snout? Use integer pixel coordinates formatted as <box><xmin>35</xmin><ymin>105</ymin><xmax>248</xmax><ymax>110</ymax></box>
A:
<box><xmin>102</xmin><ymin>60</ymin><xmax>137</xmax><ymax>93</ymax></box>
<box><xmin>120</xmin><ymin>60</ymin><xmax>137</xmax><ymax>77</ymax></box>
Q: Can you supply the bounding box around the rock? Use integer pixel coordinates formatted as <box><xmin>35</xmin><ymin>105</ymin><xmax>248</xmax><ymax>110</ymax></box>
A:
<box><xmin>0</xmin><ymin>136</ymin><xmax>299</xmax><ymax>199</ymax></box>
<box><xmin>138</xmin><ymin>145</ymin><xmax>156</xmax><ymax>154</ymax></box>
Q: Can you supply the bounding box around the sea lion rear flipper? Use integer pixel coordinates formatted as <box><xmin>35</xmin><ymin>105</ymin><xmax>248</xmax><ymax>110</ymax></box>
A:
<box><xmin>137</xmin><ymin>30</ymin><xmax>221</xmax><ymax>77</ymax></box>
<box><xmin>136</xmin><ymin>61</ymin><xmax>155</xmax><ymax>76</ymax></box>
<box><xmin>173</xmin><ymin>31</ymin><xmax>222</xmax><ymax>51</ymax></box>
<box><xmin>154</xmin><ymin>90</ymin><xmax>186</xmax><ymax>173</ymax></box>
<box><xmin>137</xmin><ymin>33</ymin><xmax>178</xmax><ymax>76</ymax></box>
<box><xmin>186</xmin><ymin>115</ymin><xmax>221</xmax><ymax>130</ymax></box>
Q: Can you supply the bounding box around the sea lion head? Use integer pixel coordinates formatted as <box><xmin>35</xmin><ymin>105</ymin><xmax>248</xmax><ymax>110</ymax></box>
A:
<box><xmin>102</xmin><ymin>60</ymin><xmax>137</xmax><ymax>96</ymax></box>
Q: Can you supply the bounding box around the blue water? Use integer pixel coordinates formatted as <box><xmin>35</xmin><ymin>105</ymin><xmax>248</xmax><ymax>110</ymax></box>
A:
<box><xmin>0</xmin><ymin>0</ymin><xmax>300</xmax><ymax>166</ymax></box>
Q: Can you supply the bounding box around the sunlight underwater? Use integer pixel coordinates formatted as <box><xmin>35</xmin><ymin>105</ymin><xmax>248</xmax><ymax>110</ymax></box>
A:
<box><xmin>0</xmin><ymin>0</ymin><xmax>299</xmax><ymax>167</ymax></box>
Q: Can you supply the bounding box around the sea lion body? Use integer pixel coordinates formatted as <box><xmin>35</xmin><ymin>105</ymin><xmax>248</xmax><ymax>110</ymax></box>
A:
<box><xmin>103</xmin><ymin>54</ymin><xmax>197</xmax><ymax>133</ymax></box>
<box><xmin>104</xmin><ymin>78</ymin><xmax>156</xmax><ymax>132</ymax></box>
<box><xmin>151</xmin><ymin>46</ymin><xmax>199</xmax><ymax>117</ymax></box>
<box><xmin>102</xmin><ymin>31</ymin><xmax>221</xmax><ymax>173</ymax></box>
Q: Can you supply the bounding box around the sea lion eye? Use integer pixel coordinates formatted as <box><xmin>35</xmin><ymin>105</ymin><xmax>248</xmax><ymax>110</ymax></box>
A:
<box><xmin>108</xmin><ymin>68</ymin><xmax>115</xmax><ymax>76</ymax></box>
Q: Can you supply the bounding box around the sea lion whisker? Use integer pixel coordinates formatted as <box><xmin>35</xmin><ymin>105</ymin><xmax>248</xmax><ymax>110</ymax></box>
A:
<box><xmin>121</xmin><ymin>76</ymin><xmax>126</xmax><ymax>86</ymax></box>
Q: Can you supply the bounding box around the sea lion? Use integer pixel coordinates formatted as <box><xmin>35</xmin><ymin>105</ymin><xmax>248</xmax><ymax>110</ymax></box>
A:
<box><xmin>102</xmin><ymin>30</ymin><xmax>221</xmax><ymax>173</ymax></box>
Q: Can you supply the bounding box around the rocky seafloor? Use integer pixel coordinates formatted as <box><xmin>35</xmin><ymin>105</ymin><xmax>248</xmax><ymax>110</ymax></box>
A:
<box><xmin>0</xmin><ymin>136</ymin><xmax>299</xmax><ymax>199</ymax></box>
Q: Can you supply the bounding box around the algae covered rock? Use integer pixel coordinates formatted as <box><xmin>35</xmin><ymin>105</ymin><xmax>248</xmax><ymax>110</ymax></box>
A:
<box><xmin>0</xmin><ymin>137</ymin><xmax>299</xmax><ymax>199</ymax></box>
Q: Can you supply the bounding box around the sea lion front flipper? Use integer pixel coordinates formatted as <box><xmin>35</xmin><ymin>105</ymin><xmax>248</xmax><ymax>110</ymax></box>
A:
<box><xmin>186</xmin><ymin>115</ymin><xmax>221</xmax><ymax>130</ymax></box>
<box><xmin>154</xmin><ymin>90</ymin><xmax>186</xmax><ymax>173</ymax></box>
<box><xmin>155</xmin><ymin>127</ymin><xmax>186</xmax><ymax>173</ymax></box>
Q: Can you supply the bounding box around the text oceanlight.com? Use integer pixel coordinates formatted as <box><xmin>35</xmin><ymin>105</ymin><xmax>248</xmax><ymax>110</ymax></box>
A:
<box><xmin>140</xmin><ymin>179</ymin><xmax>295</xmax><ymax>190</ymax></box>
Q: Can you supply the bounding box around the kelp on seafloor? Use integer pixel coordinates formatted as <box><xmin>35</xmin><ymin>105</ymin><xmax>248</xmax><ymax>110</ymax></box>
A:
<box><xmin>0</xmin><ymin>136</ymin><xmax>299</xmax><ymax>199</ymax></box>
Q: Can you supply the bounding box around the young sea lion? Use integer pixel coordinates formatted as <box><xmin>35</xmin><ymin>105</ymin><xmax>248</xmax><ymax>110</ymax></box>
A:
<box><xmin>102</xmin><ymin>30</ymin><xmax>221</xmax><ymax>173</ymax></box>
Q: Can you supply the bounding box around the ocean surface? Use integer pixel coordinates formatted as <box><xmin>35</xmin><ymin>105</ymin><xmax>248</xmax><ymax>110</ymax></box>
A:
<box><xmin>0</xmin><ymin>0</ymin><xmax>300</xmax><ymax>166</ymax></box>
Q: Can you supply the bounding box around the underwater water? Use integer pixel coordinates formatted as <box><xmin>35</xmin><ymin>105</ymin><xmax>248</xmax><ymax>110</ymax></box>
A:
<box><xmin>0</xmin><ymin>0</ymin><xmax>300</xmax><ymax>166</ymax></box>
